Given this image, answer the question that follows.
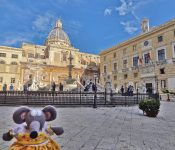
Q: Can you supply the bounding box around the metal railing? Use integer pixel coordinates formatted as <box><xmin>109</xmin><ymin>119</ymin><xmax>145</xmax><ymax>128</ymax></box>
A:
<box><xmin>0</xmin><ymin>91</ymin><xmax>159</xmax><ymax>107</ymax></box>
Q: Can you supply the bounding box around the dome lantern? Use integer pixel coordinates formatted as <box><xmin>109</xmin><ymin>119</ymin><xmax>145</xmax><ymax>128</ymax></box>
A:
<box><xmin>55</xmin><ymin>20</ymin><xmax>62</xmax><ymax>29</ymax></box>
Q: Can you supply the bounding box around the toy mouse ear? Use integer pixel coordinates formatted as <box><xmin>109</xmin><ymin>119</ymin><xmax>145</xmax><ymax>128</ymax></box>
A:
<box><xmin>42</xmin><ymin>105</ymin><xmax>57</xmax><ymax>121</ymax></box>
<box><xmin>13</xmin><ymin>107</ymin><xmax>30</xmax><ymax>124</ymax></box>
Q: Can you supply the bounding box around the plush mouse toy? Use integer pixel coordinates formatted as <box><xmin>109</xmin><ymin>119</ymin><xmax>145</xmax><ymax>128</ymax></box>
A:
<box><xmin>2</xmin><ymin>105</ymin><xmax>64</xmax><ymax>150</ymax></box>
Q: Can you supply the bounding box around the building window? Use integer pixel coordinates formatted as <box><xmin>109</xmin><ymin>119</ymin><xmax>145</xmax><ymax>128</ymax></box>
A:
<box><xmin>158</xmin><ymin>36</ymin><xmax>163</xmax><ymax>42</ymax></box>
<box><xmin>123</xmin><ymin>49</ymin><xmax>126</xmax><ymax>55</ymax></box>
<box><xmin>158</xmin><ymin>49</ymin><xmax>165</xmax><ymax>61</ymax></box>
<box><xmin>133</xmin><ymin>56</ymin><xmax>139</xmax><ymax>67</ymax></box>
<box><xmin>113</xmin><ymin>52</ymin><xmax>116</xmax><ymax>58</ymax></box>
<box><xmin>161</xmin><ymin>80</ymin><xmax>166</xmax><ymax>88</ymax></box>
<box><xmin>62</xmin><ymin>53</ymin><xmax>67</xmax><ymax>61</ymax></box>
<box><xmin>0</xmin><ymin>53</ymin><xmax>6</xmax><ymax>57</ymax></box>
<box><xmin>11</xmin><ymin>62</ymin><xmax>17</xmax><ymax>65</ymax></box>
<box><xmin>28</xmin><ymin>53</ymin><xmax>34</xmax><ymax>58</ymax></box>
<box><xmin>113</xmin><ymin>62</ymin><xmax>117</xmax><ymax>71</ymax></box>
<box><xmin>173</xmin><ymin>45</ymin><xmax>175</xmax><ymax>58</ymax></box>
<box><xmin>35</xmin><ymin>53</ymin><xmax>40</xmax><ymax>58</ymax></box>
<box><xmin>22</xmin><ymin>51</ymin><xmax>25</xmax><ymax>57</ymax></box>
<box><xmin>124</xmin><ymin>74</ymin><xmax>128</xmax><ymax>79</ymax></box>
<box><xmin>134</xmin><ymin>73</ymin><xmax>138</xmax><ymax>78</ymax></box>
<box><xmin>42</xmin><ymin>76</ymin><xmax>46</xmax><ymax>80</ymax></box>
<box><xmin>123</xmin><ymin>59</ymin><xmax>127</xmax><ymax>68</ymax></box>
<box><xmin>11</xmin><ymin>78</ymin><xmax>15</xmax><ymax>83</ymax></box>
<box><xmin>11</xmin><ymin>54</ymin><xmax>18</xmax><ymax>58</ymax></box>
<box><xmin>114</xmin><ymin>84</ymin><xmax>117</xmax><ymax>89</ymax></box>
<box><xmin>0</xmin><ymin>60</ymin><xmax>5</xmax><ymax>64</ymax></box>
<box><xmin>160</xmin><ymin>68</ymin><xmax>165</xmax><ymax>74</ymax></box>
<box><xmin>40</xmin><ymin>55</ymin><xmax>45</xmax><ymax>59</ymax></box>
<box><xmin>144</xmin><ymin>53</ymin><xmax>150</xmax><ymax>64</ymax></box>
<box><xmin>104</xmin><ymin>66</ymin><xmax>107</xmax><ymax>73</ymax></box>
<box><xmin>114</xmin><ymin>75</ymin><xmax>117</xmax><ymax>80</ymax></box>
<box><xmin>133</xmin><ymin>45</ymin><xmax>136</xmax><ymax>51</ymax></box>
<box><xmin>104</xmin><ymin>56</ymin><xmax>106</xmax><ymax>61</ymax></box>
<box><xmin>0</xmin><ymin>77</ymin><xmax>3</xmax><ymax>83</ymax></box>
<box><xmin>29</xmin><ymin>74</ymin><xmax>32</xmax><ymax>79</ymax></box>
<box><xmin>174</xmin><ymin>30</ymin><xmax>175</xmax><ymax>37</ymax></box>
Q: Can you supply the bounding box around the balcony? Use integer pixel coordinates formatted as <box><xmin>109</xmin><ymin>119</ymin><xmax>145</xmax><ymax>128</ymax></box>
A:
<box><xmin>172</xmin><ymin>58</ymin><xmax>175</xmax><ymax>62</ymax></box>
<box><xmin>27</xmin><ymin>58</ymin><xmax>34</xmax><ymax>62</ymax></box>
<box><xmin>122</xmin><ymin>68</ymin><xmax>129</xmax><ymax>73</ymax></box>
<box><xmin>132</xmin><ymin>66</ymin><xmax>139</xmax><ymax>71</ymax></box>
<box><xmin>156</xmin><ymin>60</ymin><xmax>167</xmax><ymax>65</ymax></box>
<box><xmin>140</xmin><ymin>64</ymin><xmax>155</xmax><ymax>78</ymax></box>
<box><xmin>112</xmin><ymin>70</ymin><xmax>118</xmax><ymax>74</ymax></box>
<box><xmin>102</xmin><ymin>72</ymin><xmax>107</xmax><ymax>76</ymax></box>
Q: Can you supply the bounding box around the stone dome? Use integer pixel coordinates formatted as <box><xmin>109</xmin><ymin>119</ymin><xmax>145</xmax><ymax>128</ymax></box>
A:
<box><xmin>45</xmin><ymin>20</ymin><xmax>71</xmax><ymax>46</ymax></box>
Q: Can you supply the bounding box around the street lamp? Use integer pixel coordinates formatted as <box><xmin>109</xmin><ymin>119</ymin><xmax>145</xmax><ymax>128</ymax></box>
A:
<box><xmin>155</xmin><ymin>76</ymin><xmax>159</xmax><ymax>94</ymax></box>
<box><xmin>93</xmin><ymin>73</ymin><xmax>98</xmax><ymax>108</ymax></box>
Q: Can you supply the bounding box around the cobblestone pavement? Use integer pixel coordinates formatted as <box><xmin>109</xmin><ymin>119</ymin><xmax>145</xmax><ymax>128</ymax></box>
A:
<box><xmin>0</xmin><ymin>101</ymin><xmax>175</xmax><ymax>150</ymax></box>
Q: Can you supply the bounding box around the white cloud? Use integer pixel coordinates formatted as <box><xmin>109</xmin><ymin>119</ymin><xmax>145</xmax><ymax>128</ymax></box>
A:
<box><xmin>104</xmin><ymin>8</ymin><xmax>112</xmax><ymax>16</ymax></box>
<box><xmin>120</xmin><ymin>21</ymin><xmax>138</xmax><ymax>34</ymax></box>
<box><xmin>116</xmin><ymin>0</ymin><xmax>153</xmax><ymax>19</ymax></box>
<box><xmin>65</xmin><ymin>20</ymin><xmax>82</xmax><ymax>35</ymax></box>
<box><xmin>115</xmin><ymin>0</ymin><xmax>132</xmax><ymax>16</ymax></box>
<box><xmin>32</xmin><ymin>13</ymin><xmax>55</xmax><ymax>32</ymax></box>
<box><xmin>2</xmin><ymin>36</ymin><xmax>28</xmax><ymax>46</ymax></box>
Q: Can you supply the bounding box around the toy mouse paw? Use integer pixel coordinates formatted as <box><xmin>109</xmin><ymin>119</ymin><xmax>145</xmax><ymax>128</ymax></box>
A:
<box><xmin>2</xmin><ymin>130</ymin><xmax>13</xmax><ymax>141</ymax></box>
<box><xmin>47</xmin><ymin>127</ymin><xmax>64</xmax><ymax>136</ymax></box>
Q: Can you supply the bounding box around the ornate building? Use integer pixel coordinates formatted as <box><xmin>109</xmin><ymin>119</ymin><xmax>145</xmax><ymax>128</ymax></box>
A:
<box><xmin>0</xmin><ymin>20</ymin><xmax>100</xmax><ymax>90</ymax></box>
<box><xmin>100</xmin><ymin>19</ymin><xmax>175</xmax><ymax>93</ymax></box>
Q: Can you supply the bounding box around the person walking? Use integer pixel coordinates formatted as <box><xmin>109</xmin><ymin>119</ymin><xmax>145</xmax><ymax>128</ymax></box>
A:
<box><xmin>120</xmin><ymin>85</ymin><xmax>124</xmax><ymax>95</ymax></box>
<box><xmin>59</xmin><ymin>83</ymin><xmax>63</xmax><ymax>91</ymax></box>
<box><xmin>3</xmin><ymin>83</ymin><xmax>7</xmax><ymax>91</ymax></box>
<box><xmin>23</xmin><ymin>85</ymin><xmax>28</xmax><ymax>92</ymax></box>
<box><xmin>9</xmin><ymin>84</ymin><xmax>14</xmax><ymax>91</ymax></box>
<box><xmin>51</xmin><ymin>82</ymin><xmax>56</xmax><ymax>92</ymax></box>
<box><xmin>92</xmin><ymin>83</ymin><xmax>97</xmax><ymax>92</ymax></box>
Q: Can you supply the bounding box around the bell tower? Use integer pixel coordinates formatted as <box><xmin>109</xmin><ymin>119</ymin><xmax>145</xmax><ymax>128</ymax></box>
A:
<box><xmin>141</xmin><ymin>18</ymin><xmax>150</xmax><ymax>33</ymax></box>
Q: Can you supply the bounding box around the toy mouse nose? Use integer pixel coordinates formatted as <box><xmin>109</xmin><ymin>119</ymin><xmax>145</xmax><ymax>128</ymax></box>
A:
<box><xmin>30</xmin><ymin>131</ymin><xmax>38</xmax><ymax>139</ymax></box>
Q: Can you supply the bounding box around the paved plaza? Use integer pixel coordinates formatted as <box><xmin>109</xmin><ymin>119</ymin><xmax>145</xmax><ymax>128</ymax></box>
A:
<box><xmin>0</xmin><ymin>101</ymin><xmax>175</xmax><ymax>150</ymax></box>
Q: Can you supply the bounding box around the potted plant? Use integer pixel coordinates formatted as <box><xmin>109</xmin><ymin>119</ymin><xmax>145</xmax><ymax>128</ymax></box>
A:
<box><xmin>139</xmin><ymin>99</ymin><xmax>160</xmax><ymax>117</ymax></box>
<box><xmin>139</xmin><ymin>100</ymin><xmax>147</xmax><ymax>115</ymax></box>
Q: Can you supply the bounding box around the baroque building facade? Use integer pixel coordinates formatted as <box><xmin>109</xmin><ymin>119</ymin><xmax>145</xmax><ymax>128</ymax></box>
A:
<box><xmin>100</xmin><ymin>19</ymin><xmax>175</xmax><ymax>93</ymax></box>
<box><xmin>0</xmin><ymin>20</ymin><xmax>100</xmax><ymax>90</ymax></box>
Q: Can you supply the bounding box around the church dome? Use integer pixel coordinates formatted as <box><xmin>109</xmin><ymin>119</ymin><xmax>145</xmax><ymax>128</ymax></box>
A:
<box><xmin>45</xmin><ymin>20</ymin><xmax>71</xmax><ymax>46</ymax></box>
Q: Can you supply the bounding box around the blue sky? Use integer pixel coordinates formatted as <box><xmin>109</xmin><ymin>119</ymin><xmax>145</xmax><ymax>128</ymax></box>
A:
<box><xmin>0</xmin><ymin>0</ymin><xmax>174</xmax><ymax>54</ymax></box>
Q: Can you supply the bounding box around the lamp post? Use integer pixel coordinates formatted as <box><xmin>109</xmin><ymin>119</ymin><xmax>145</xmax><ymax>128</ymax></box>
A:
<box><xmin>155</xmin><ymin>76</ymin><xmax>159</xmax><ymax>100</ymax></box>
<box><xmin>67</xmin><ymin>51</ymin><xmax>74</xmax><ymax>81</ymax></box>
<box><xmin>155</xmin><ymin>77</ymin><xmax>159</xmax><ymax>94</ymax></box>
<box><xmin>93</xmin><ymin>73</ymin><xmax>98</xmax><ymax>108</ymax></box>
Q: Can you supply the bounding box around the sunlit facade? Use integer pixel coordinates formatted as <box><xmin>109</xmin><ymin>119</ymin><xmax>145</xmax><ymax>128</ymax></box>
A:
<box><xmin>0</xmin><ymin>20</ymin><xmax>100</xmax><ymax>90</ymax></box>
<box><xmin>100</xmin><ymin>19</ymin><xmax>175</xmax><ymax>93</ymax></box>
